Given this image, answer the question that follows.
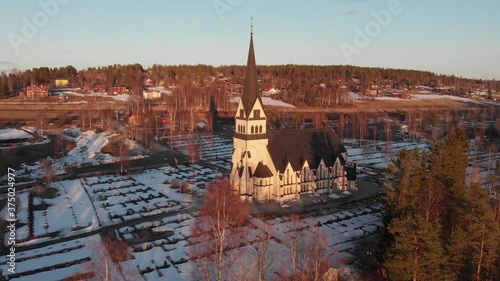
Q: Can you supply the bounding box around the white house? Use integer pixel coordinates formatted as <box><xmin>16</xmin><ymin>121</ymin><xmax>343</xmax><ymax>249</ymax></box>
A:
<box><xmin>143</xmin><ymin>89</ymin><xmax>161</xmax><ymax>100</ymax></box>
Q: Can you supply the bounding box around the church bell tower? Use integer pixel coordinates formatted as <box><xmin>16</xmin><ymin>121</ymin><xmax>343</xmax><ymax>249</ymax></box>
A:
<box><xmin>230</xmin><ymin>20</ymin><xmax>269</xmax><ymax>201</ymax></box>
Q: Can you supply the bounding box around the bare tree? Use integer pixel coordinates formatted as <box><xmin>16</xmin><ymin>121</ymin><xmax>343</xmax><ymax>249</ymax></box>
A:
<box><xmin>281</xmin><ymin>215</ymin><xmax>334</xmax><ymax>281</ymax></box>
<box><xmin>82</xmin><ymin>235</ymin><xmax>133</xmax><ymax>281</ymax></box>
<box><xmin>419</xmin><ymin>177</ymin><xmax>445</xmax><ymax>223</ymax></box>
<box><xmin>39</xmin><ymin>158</ymin><xmax>54</xmax><ymax>186</ymax></box>
<box><xmin>190</xmin><ymin>180</ymin><xmax>250</xmax><ymax>281</ymax></box>
<box><xmin>253</xmin><ymin>219</ymin><xmax>275</xmax><ymax>281</ymax></box>
<box><xmin>37</xmin><ymin>111</ymin><xmax>46</xmax><ymax>137</ymax></box>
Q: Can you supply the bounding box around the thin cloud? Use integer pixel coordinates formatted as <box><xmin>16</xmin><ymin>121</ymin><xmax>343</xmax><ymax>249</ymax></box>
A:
<box><xmin>0</xmin><ymin>61</ymin><xmax>16</xmax><ymax>65</ymax></box>
<box><xmin>475</xmin><ymin>53</ymin><xmax>500</xmax><ymax>61</ymax></box>
<box><xmin>341</xmin><ymin>9</ymin><xmax>361</xmax><ymax>15</ymax></box>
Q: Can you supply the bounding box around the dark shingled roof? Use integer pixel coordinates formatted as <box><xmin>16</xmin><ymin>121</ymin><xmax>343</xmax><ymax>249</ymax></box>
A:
<box><xmin>241</xmin><ymin>33</ymin><xmax>262</xmax><ymax>117</ymax></box>
<box><xmin>267</xmin><ymin>128</ymin><xmax>347</xmax><ymax>173</ymax></box>
<box><xmin>253</xmin><ymin>161</ymin><xmax>273</xmax><ymax>178</ymax></box>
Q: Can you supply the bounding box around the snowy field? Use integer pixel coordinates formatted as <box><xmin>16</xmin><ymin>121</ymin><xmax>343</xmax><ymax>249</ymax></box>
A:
<box><xmin>113</xmin><ymin>199</ymin><xmax>384</xmax><ymax>281</ymax></box>
<box><xmin>348</xmin><ymin>91</ymin><xmax>483</xmax><ymax>104</ymax></box>
<box><xmin>0</xmin><ymin>127</ymin><xmax>50</xmax><ymax>151</ymax></box>
<box><xmin>164</xmin><ymin>134</ymin><xmax>233</xmax><ymax>170</ymax></box>
<box><xmin>6</xmin><ymin>128</ymin><xmax>147</xmax><ymax>181</ymax></box>
<box><xmin>83</xmin><ymin>164</ymin><xmax>222</xmax><ymax>225</ymax></box>
<box><xmin>231</xmin><ymin>96</ymin><xmax>296</xmax><ymax>108</ymax></box>
<box><xmin>65</xmin><ymin>91</ymin><xmax>134</xmax><ymax>102</ymax></box>
<box><xmin>11</xmin><ymin>179</ymin><xmax>100</xmax><ymax>245</ymax></box>
<box><xmin>4</xmin><ymin>164</ymin><xmax>222</xmax><ymax>245</ymax></box>
<box><xmin>0</xmin><ymin>235</ymin><xmax>102</xmax><ymax>281</ymax></box>
<box><xmin>345</xmin><ymin>139</ymin><xmax>430</xmax><ymax>170</ymax></box>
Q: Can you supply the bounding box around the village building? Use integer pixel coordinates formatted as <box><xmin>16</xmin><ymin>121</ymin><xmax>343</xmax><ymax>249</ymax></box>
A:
<box><xmin>111</xmin><ymin>86</ymin><xmax>129</xmax><ymax>95</ymax></box>
<box><xmin>230</xmin><ymin>30</ymin><xmax>356</xmax><ymax>203</ymax></box>
<box><xmin>19</xmin><ymin>85</ymin><xmax>50</xmax><ymax>98</ymax></box>
<box><xmin>54</xmin><ymin>78</ymin><xmax>69</xmax><ymax>87</ymax></box>
<box><xmin>143</xmin><ymin>89</ymin><xmax>162</xmax><ymax>100</ymax></box>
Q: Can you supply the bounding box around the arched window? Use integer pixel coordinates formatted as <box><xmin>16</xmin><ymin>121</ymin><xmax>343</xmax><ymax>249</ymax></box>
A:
<box><xmin>286</xmin><ymin>170</ymin><xmax>289</xmax><ymax>185</ymax></box>
<box><xmin>251</xmin><ymin>126</ymin><xmax>254</xmax><ymax>134</ymax></box>
<box><xmin>259</xmin><ymin>125</ymin><xmax>262</xmax><ymax>133</ymax></box>
<box><xmin>303</xmin><ymin>167</ymin><xmax>307</xmax><ymax>181</ymax></box>
<box><xmin>238</xmin><ymin>125</ymin><xmax>240</xmax><ymax>132</ymax></box>
<box><xmin>243</xmin><ymin>126</ymin><xmax>245</xmax><ymax>133</ymax></box>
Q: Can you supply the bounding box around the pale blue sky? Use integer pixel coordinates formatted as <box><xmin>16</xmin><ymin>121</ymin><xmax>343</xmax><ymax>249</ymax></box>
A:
<box><xmin>0</xmin><ymin>0</ymin><xmax>499</xmax><ymax>79</ymax></box>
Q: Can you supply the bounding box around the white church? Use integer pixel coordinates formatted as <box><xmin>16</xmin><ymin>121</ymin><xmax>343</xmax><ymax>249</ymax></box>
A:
<box><xmin>230</xmin><ymin>30</ymin><xmax>357</xmax><ymax>203</ymax></box>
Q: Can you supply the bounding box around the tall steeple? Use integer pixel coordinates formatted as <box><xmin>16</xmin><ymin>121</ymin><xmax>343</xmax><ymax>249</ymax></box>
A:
<box><xmin>242</xmin><ymin>18</ymin><xmax>259</xmax><ymax>117</ymax></box>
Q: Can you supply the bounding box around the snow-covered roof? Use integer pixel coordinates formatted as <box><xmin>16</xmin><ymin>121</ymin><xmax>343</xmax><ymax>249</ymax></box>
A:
<box><xmin>0</xmin><ymin>128</ymin><xmax>31</xmax><ymax>140</ymax></box>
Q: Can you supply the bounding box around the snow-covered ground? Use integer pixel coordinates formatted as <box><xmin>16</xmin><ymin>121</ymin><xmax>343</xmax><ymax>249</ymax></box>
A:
<box><xmin>62</xmin><ymin>129</ymin><xmax>115</xmax><ymax>166</ymax></box>
<box><xmin>64</xmin><ymin>91</ymin><xmax>134</xmax><ymax>102</ymax></box>
<box><xmin>81</xmin><ymin>165</ymin><xmax>222</xmax><ymax>225</ymax></box>
<box><xmin>0</xmin><ymin>128</ymin><xmax>32</xmax><ymax>140</ymax></box>
<box><xmin>114</xmin><ymin>199</ymin><xmax>384</xmax><ymax>281</ymax></box>
<box><xmin>0</xmin><ymin>127</ymin><xmax>51</xmax><ymax>151</ymax></box>
<box><xmin>8</xmin><ymin>128</ymin><xmax>147</xmax><ymax>180</ymax></box>
<box><xmin>163</xmin><ymin>134</ymin><xmax>233</xmax><ymax>170</ymax></box>
<box><xmin>374</xmin><ymin>94</ymin><xmax>474</xmax><ymax>103</ymax></box>
<box><xmin>0</xmin><ymin>235</ymin><xmax>110</xmax><ymax>281</ymax></box>
<box><xmin>349</xmin><ymin>91</ymin><xmax>482</xmax><ymax>104</ymax></box>
<box><xmin>231</xmin><ymin>96</ymin><xmax>296</xmax><ymax>108</ymax></box>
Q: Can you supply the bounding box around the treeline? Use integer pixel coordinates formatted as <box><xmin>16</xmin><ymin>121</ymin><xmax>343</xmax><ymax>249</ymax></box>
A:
<box><xmin>383</xmin><ymin>132</ymin><xmax>500</xmax><ymax>280</ymax></box>
<box><xmin>1</xmin><ymin>63</ymin><xmax>498</xmax><ymax>99</ymax></box>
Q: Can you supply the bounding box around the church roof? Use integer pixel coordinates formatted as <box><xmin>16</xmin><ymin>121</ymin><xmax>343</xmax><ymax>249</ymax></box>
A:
<box><xmin>241</xmin><ymin>33</ymin><xmax>262</xmax><ymax>117</ymax></box>
<box><xmin>267</xmin><ymin>128</ymin><xmax>347</xmax><ymax>173</ymax></box>
<box><xmin>253</xmin><ymin>161</ymin><xmax>273</xmax><ymax>178</ymax></box>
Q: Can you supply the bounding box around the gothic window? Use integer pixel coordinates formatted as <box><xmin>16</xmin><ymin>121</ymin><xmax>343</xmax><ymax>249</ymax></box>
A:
<box><xmin>251</xmin><ymin>126</ymin><xmax>254</xmax><ymax>134</ymax></box>
<box><xmin>254</xmin><ymin>109</ymin><xmax>260</xmax><ymax>119</ymax></box>
<box><xmin>243</xmin><ymin>126</ymin><xmax>245</xmax><ymax>133</ymax></box>
<box><xmin>286</xmin><ymin>170</ymin><xmax>290</xmax><ymax>185</ymax></box>
<box><xmin>240</xmin><ymin>109</ymin><xmax>244</xmax><ymax>118</ymax></box>
<box><xmin>303</xmin><ymin>167</ymin><xmax>307</xmax><ymax>181</ymax></box>
<box><xmin>259</xmin><ymin>125</ymin><xmax>262</xmax><ymax>133</ymax></box>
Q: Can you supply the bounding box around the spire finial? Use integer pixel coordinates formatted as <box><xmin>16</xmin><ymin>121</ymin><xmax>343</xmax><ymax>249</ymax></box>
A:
<box><xmin>250</xmin><ymin>16</ymin><xmax>254</xmax><ymax>35</ymax></box>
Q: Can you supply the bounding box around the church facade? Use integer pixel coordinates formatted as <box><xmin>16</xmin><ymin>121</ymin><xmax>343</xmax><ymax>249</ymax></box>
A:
<box><xmin>230</xmin><ymin>32</ymin><xmax>357</xmax><ymax>203</ymax></box>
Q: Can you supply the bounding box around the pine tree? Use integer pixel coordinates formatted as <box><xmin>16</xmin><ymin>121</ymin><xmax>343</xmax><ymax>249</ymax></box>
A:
<box><xmin>463</xmin><ymin>183</ymin><xmax>500</xmax><ymax>281</ymax></box>
<box><xmin>386</xmin><ymin>214</ymin><xmax>451</xmax><ymax>281</ymax></box>
<box><xmin>385</xmin><ymin>148</ymin><xmax>425</xmax><ymax>216</ymax></box>
<box><xmin>382</xmin><ymin>131</ymin><xmax>500</xmax><ymax>280</ymax></box>
<box><xmin>430</xmin><ymin>130</ymin><xmax>469</xmax><ymax>233</ymax></box>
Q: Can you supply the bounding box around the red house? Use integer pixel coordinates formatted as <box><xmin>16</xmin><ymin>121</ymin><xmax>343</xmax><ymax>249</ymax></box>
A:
<box><xmin>95</xmin><ymin>85</ymin><xmax>107</xmax><ymax>93</ymax></box>
<box><xmin>111</xmin><ymin>86</ymin><xmax>129</xmax><ymax>95</ymax></box>
<box><xmin>20</xmin><ymin>85</ymin><xmax>49</xmax><ymax>98</ymax></box>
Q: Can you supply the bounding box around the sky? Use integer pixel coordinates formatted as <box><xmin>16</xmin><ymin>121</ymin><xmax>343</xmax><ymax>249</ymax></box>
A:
<box><xmin>0</xmin><ymin>0</ymin><xmax>499</xmax><ymax>79</ymax></box>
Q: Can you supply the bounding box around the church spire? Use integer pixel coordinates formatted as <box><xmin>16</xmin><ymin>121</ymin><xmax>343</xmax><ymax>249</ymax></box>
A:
<box><xmin>242</xmin><ymin>18</ymin><xmax>259</xmax><ymax>117</ymax></box>
<box><xmin>250</xmin><ymin>16</ymin><xmax>254</xmax><ymax>35</ymax></box>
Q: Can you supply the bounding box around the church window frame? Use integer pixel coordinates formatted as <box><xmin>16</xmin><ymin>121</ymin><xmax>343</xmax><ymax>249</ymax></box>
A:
<box><xmin>253</xmin><ymin>109</ymin><xmax>260</xmax><ymax>119</ymax></box>
<box><xmin>259</xmin><ymin>125</ymin><xmax>262</xmax><ymax>133</ymax></box>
